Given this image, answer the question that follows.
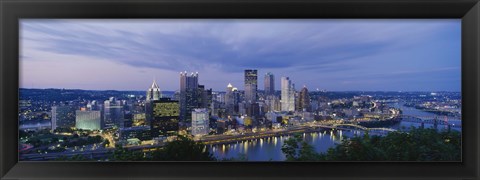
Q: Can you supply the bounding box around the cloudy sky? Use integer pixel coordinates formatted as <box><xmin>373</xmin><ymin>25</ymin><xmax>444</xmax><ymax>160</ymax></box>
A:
<box><xmin>20</xmin><ymin>19</ymin><xmax>461</xmax><ymax>92</ymax></box>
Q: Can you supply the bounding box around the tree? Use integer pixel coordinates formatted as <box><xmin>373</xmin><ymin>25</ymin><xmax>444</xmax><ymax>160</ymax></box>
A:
<box><xmin>281</xmin><ymin>133</ymin><xmax>321</xmax><ymax>161</ymax></box>
<box><xmin>51</xmin><ymin>137</ymin><xmax>59</xmax><ymax>143</ymax></box>
<box><xmin>150</xmin><ymin>136</ymin><xmax>215</xmax><ymax>161</ymax></box>
<box><xmin>110</xmin><ymin>145</ymin><xmax>144</xmax><ymax>161</ymax></box>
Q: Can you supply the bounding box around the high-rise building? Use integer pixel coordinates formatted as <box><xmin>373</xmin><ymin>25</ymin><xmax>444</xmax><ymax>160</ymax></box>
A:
<box><xmin>225</xmin><ymin>83</ymin><xmax>234</xmax><ymax>105</ymax></box>
<box><xmin>281</xmin><ymin>77</ymin><xmax>296</xmax><ymax>112</ymax></box>
<box><xmin>204</xmin><ymin>88</ymin><xmax>213</xmax><ymax>111</ymax></box>
<box><xmin>246</xmin><ymin>102</ymin><xmax>260</xmax><ymax>118</ymax></box>
<box><xmin>104</xmin><ymin>97</ymin><xmax>124</xmax><ymax>129</ymax></box>
<box><xmin>296</xmin><ymin>86</ymin><xmax>311</xmax><ymax>112</ymax></box>
<box><xmin>197</xmin><ymin>85</ymin><xmax>211</xmax><ymax>110</ymax></box>
<box><xmin>191</xmin><ymin>108</ymin><xmax>209</xmax><ymax>136</ymax></box>
<box><xmin>225</xmin><ymin>83</ymin><xmax>235</xmax><ymax>114</ymax></box>
<box><xmin>244</xmin><ymin>69</ymin><xmax>258</xmax><ymax>103</ymax></box>
<box><xmin>238</xmin><ymin>102</ymin><xmax>247</xmax><ymax>115</ymax></box>
<box><xmin>51</xmin><ymin>105</ymin><xmax>76</xmax><ymax>131</ymax></box>
<box><xmin>264</xmin><ymin>72</ymin><xmax>274</xmax><ymax>96</ymax></box>
<box><xmin>231</xmin><ymin>87</ymin><xmax>241</xmax><ymax>114</ymax></box>
<box><xmin>265</xmin><ymin>95</ymin><xmax>281</xmax><ymax>112</ymax></box>
<box><xmin>180</xmin><ymin>71</ymin><xmax>199</xmax><ymax>122</ymax></box>
<box><xmin>146</xmin><ymin>79</ymin><xmax>162</xmax><ymax>101</ymax></box>
<box><xmin>150</xmin><ymin>98</ymin><xmax>180</xmax><ymax>137</ymax></box>
<box><xmin>75</xmin><ymin>110</ymin><xmax>102</xmax><ymax>130</ymax></box>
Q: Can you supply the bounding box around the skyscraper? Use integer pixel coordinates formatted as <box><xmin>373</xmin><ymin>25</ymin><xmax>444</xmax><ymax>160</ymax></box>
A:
<box><xmin>244</xmin><ymin>69</ymin><xmax>258</xmax><ymax>103</ymax></box>
<box><xmin>146</xmin><ymin>79</ymin><xmax>162</xmax><ymax>101</ymax></box>
<box><xmin>225</xmin><ymin>83</ymin><xmax>234</xmax><ymax>104</ymax></box>
<box><xmin>264</xmin><ymin>72</ymin><xmax>274</xmax><ymax>96</ymax></box>
<box><xmin>197</xmin><ymin>85</ymin><xmax>211</xmax><ymax>109</ymax></box>
<box><xmin>281</xmin><ymin>77</ymin><xmax>296</xmax><ymax>112</ymax></box>
<box><xmin>191</xmin><ymin>108</ymin><xmax>209</xmax><ymax>136</ymax></box>
<box><xmin>51</xmin><ymin>104</ymin><xmax>76</xmax><ymax>131</ymax></box>
<box><xmin>150</xmin><ymin>98</ymin><xmax>180</xmax><ymax>137</ymax></box>
<box><xmin>265</xmin><ymin>95</ymin><xmax>281</xmax><ymax>112</ymax></box>
<box><xmin>75</xmin><ymin>110</ymin><xmax>102</xmax><ymax>130</ymax></box>
<box><xmin>296</xmin><ymin>86</ymin><xmax>311</xmax><ymax>112</ymax></box>
<box><xmin>246</xmin><ymin>102</ymin><xmax>260</xmax><ymax>118</ymax></box>
<box><xmin>180</xmin><ymin>71</ymin><xmax>199</xmax><ymax>122</ymax></box>
<box><xmin>104</xmin><ymin>97</ymin><xmax>124</xmax><ymax>129</ymax></box>
<box><xmin>231</xmin><ymin>87</ymin><xmax>240</xmax><ymax>114</ymax></box>
<box><xmin>225</xmin><ymin>83</ymin><xmax>235</xmax><ymax>114</ymax></box>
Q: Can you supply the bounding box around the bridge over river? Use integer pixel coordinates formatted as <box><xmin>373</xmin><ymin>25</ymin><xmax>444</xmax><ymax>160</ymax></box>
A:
<box><xmin>200</xmin><ymin>112</ymin><xmax>462</xmax><ymax>146</ymax></box>
<box><xmin>199</xmin><ymin>123</ymin><xmax>398</xmax><ymax>145</ymax></box>
<box><xmin>371</xmin><ymin>113</ymin><xmax>461</xmax><ymax>128</ymax></box>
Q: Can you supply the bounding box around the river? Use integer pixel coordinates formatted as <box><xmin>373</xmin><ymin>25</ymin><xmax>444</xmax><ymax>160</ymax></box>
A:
<box><xmin>211</xmin><ymin>102</ymin><xmax>462</xmax><ymax>161</ymax></box>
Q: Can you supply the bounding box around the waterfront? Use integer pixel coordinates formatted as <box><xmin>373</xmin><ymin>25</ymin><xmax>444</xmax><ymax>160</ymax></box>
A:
<box><xmin>211</xmin><ymin>101</ymin><xmax>462</xmax><ymax>161</ymax></box>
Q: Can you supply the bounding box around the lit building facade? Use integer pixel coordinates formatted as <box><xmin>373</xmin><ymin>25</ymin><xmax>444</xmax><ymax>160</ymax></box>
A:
<box><xmin>281</xmin><ymin>77</ymin><xmax>296</xmax><ymax>112</ymax></box>
<box><xmin>150</xmin><ymin>98</ymin><xmax>180</xmax><ymax>137</ymax></box>
<box><xmin>75</xmin><ymin>110</ymin><xmax>102</xmax><ymax>130</ymax></box>
<box><xmin>191</xmin><ymin>108</ymin><xmax>209</xmax><ymax>136</ymax></box>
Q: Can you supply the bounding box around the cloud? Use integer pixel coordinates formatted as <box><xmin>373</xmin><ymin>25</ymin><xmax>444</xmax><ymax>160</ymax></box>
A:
<box><xmin>20</xmin><ymin>19</ymin><xmax>461</xmax><ymax>91</ymax></box>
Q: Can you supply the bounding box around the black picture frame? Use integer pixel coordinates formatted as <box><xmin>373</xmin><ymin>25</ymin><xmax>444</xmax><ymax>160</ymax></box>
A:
<box><xmin>1</xmin><ymin>0</ymin><xmax>479</xmax><ymax>179</ymax></box>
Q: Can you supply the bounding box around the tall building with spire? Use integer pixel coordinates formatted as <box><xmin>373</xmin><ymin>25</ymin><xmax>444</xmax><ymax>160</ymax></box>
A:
<box><xmin>146</xmin><ymin>79</ymin><xmax>162</xmax><ymax>101</ymax></box>
<box><xmin>281</xmin><ymin>77</ymin><xmax>295</xmax><ymax>112</ymax></box>
<box><xmin>264</xmin><ymin>72</ymin><xmax>274</xmax><ymax>96</ymax></box>
<box><xmin>244</xmin><ymin>69</ymin><xmax>258</xmax><ymax>103</ymax></box>
<box><xmin>145</xmin><ymin>79</ymin><xmax>162</xmax><ymax>127</ymax></box>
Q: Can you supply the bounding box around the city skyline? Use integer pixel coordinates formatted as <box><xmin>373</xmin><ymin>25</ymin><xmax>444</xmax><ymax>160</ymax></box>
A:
<box><xmin>20</xmin><ymin>19</ymin><xmax>461</xmax><ymax>92</ymax></box>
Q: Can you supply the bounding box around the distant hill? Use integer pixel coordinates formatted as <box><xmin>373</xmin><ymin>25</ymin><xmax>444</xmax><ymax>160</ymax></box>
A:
<box><xmin>19</xmin><ymin>88</ymin><xmax>176</xmax><ymax>102</ymax></box>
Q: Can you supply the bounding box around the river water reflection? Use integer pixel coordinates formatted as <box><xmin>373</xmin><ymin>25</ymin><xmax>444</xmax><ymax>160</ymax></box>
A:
<box><xmin>211</xmin><ymin>102</ymin><xmax>462</xmax><ymax>161</ymax></box>
<box><xmin>212</xmin><ymin>130</ymin><xmax>364</xmax><ymax>161</ymax></box>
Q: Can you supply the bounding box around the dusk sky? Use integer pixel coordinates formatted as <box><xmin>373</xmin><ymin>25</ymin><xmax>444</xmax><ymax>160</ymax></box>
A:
<box><xmin>20</xmin><ymin>19</ymin><xmax>461</xmax><ymax>92</ymax></box>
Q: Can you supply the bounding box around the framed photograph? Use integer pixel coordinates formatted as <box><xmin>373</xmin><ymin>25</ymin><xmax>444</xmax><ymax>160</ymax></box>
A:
<box><xmin>1</xmin><ymin>0</ymin><xmax>479</xmax><ymax>179</ymax></box>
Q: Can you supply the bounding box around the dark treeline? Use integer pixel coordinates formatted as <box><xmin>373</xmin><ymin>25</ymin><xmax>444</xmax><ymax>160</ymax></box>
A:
<box><xmin>281</xmin><ymin>128</ymin><xmax>461</xmax><ymax>161</ymax></box>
